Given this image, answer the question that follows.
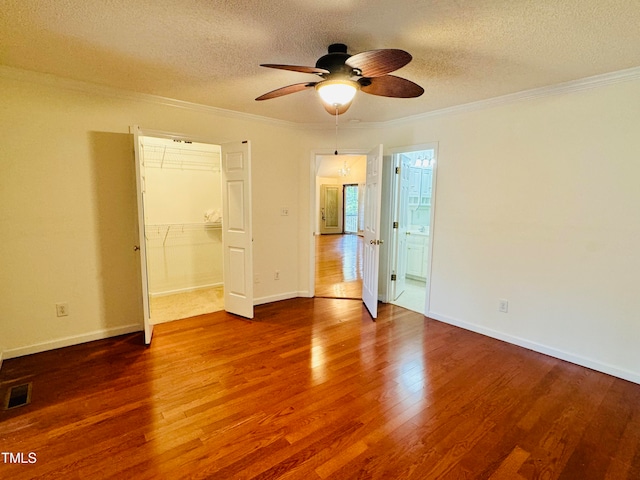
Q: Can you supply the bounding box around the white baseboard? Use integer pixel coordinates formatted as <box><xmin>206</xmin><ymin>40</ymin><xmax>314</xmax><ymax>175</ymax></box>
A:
<box><xmin>428</xmin><ymin>311</ymin><xmax>640</xmax><ymax>385</ymax></box>
<box><xmin>254</xmin><ymin>291</ymin><xmax>299</xmax><ymax>306</ymax></box>
<box><xmin>150</xmin><ymin>282</ymin><xmax>223</xmax><ymax>298</ymax></box>
<box><xmin>3</xmin><ymin>324</ymin><xmax>142</xmax><ymax>360</ymax></box>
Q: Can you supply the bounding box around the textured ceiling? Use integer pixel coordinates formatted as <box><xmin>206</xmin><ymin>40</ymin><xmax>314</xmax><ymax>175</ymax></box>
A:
<box><xmin>1</xmin><ymin>0</ymin><xmax>640</xmax><ymax>124</ymax></box>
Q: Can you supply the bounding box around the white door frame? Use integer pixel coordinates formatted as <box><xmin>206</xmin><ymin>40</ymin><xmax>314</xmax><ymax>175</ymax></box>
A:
<box><xmin>387</xmin><ymin>143</ymin><xmax>439</xmax><ymax>315</ymax></box>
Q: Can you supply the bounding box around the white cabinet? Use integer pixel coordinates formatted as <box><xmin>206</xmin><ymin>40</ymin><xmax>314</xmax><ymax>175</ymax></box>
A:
<box><xmin>408</xmin><ymin>166</ymin><xmax>433</xmax><ymax>207</ymax></box>
<box><xmin>420</xmin><ymin>168</ymin><xmax>432</xmax><ymax>205</ymax></box>
<box><xmin>409</xmin><ymin>167</ymin><xmax>421</xmax><ymax>206</ymax></box>
<box><xmin>406</xmin><ymin>233</ymin><xmax>429</xmax><ymax>280</ymax></box>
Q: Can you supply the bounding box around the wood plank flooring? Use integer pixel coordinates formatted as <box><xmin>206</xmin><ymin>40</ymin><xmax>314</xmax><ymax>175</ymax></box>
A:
<box><xmin>315</xmin><ymin>234</ymin><xmax>363</xmax><ymax>299</ymax></box>
<box><xmin>1</xmin><ymin>299</ymin><xmax>640</xmax><ymax>479</ymax></box>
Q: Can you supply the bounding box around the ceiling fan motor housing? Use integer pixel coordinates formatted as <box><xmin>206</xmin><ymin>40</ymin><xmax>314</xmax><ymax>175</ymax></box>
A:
<box><xmin>316</xmin><ymin>43</ymin><xmax>356</xmax><ymax>77</ymax></box>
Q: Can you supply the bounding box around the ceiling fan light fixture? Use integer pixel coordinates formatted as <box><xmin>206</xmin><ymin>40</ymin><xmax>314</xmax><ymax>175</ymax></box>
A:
<box><xmin>316</xmin><ymin>79</ymin><xmax>359</xmax><ymax>107</ymax></box>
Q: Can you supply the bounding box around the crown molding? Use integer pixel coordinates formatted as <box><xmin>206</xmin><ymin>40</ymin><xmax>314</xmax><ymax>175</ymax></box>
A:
<box><xmin>0</xmin><ymin>65</ymin><xmax>301</xmax><ymax>129</ymax></box>
<box><xmin>382</xmin><ymin>66</ymin><xmax>640</xmax><ymax>127</ymax></box>
<box><xmin>2</xmin><ymin>64</ymin><xmax>639</xmax><ymax>130</ymax></box>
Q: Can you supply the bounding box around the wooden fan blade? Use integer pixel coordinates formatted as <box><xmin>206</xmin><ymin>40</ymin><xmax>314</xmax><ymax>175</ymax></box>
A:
<box><xmin>255</xmin><ymin>82</ymin><xmax>317</xmax><ymax>101</ymax></box>
<box><xmin>360</xmin><ymin>75</ymin><xmax>424</xmax><ymax>98</ymax></box>
<box><xmin>322</xmin><ymin>102</ymin><xmax>352</xmax><ymax>115</ymax></box>
<box><xmin>345</xmin><ymin>49</ymin><xmax>412</xmax><ymax>77</ymax></box>
<box><xmin>260</xmin><ymin>64</ymin><xmax>330</xmax><ymax>75</ymax></box>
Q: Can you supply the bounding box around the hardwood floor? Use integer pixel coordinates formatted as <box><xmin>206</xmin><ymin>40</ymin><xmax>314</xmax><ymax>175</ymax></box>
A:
<box><xmin>1</xmin><ymin>299</ymin><xmax>639</xmax><ymax>478</ymax></box>
<box><xmin>315</xmin><ymin>234</ymin><xmax>363</xmax><ymax>299</ymax></box>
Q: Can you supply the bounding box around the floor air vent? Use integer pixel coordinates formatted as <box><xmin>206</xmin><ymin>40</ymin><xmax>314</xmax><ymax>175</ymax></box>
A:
<box><xmin>4</xmin><ymin>383</ymin><xmax>32</xmax><ymax>409</ymax></box>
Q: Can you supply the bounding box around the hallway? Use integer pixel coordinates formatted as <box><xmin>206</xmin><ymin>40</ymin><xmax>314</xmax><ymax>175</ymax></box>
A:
<box><xmin>315</xmin><ymin>233</ymin><xmax>426</xmax><ymax>314</ymax></box>
<box><xmin>314</xmin><ymin>234</ymin><xmax>363</xmax><ymax>299</ymax></box>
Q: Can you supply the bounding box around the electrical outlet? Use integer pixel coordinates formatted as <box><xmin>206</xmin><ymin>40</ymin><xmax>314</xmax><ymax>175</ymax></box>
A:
<box><xmin>254</xmin><ymin>273</ymin><xmax>261</xmax><ymax>284</ymax></box>
<box><xmin>56</xmin><ymin>303</ymin><xmax>69</xmax><ymax>317</ymax></box>
<box><xmin>280</xmin><ymin>207</ymin><xmax>289</xmax><ymax>216</ymax></box>
<box><xmin>498</xmin><ymin>299</ymin><xmax>509</xmax><ymax>313</ymax></box>
<box><xmin>274</xmin><ymin>270</ymin><xmax>280</xmax><ymax>280</ymax></box>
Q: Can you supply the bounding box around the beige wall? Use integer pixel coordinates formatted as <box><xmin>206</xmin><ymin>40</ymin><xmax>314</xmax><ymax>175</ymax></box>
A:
<box><xmin>0</xmin><ymin>69</ymin><xmax>309</xmax><ymax>357</ymax></box>
<box><xmin>1</xmin><ymin>67</ymin><xmax>639</xmax><ymax>384</ymax></box>
<box><xmin>298</xmin><ymin>75</ymin><xmax>640</xmax><ymax>383</ymax></box>
<box><xmin>376</xmin><ymin>79</ymin><xmax>639</xmax><ymax>383</ymax></box>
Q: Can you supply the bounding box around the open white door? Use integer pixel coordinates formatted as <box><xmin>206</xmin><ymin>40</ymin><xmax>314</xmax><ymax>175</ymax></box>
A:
<box><xmin>221</xmin><ymin>141</ymin><xmax>254</xmax><ymax>319</ymax></box>
<box><xmin>392</xmin><ymin>154</ymin><xmax>411</xmax><ymax>301</ymax></box>
<box><xmin>131</xmin><ymin>126</ymin><xmax>153</xmax><ymax>344</ymax></box>
<box><xmin>362</xmin><ymin>144</ymin><xmax>384</xmax><ymax>318</ymax></box>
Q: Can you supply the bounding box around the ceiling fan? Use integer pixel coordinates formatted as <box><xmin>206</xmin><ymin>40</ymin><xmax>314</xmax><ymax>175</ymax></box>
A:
<box><xmin>256</xmin><ymin>43</ymin><xmax>424</xmax><ymax>115</ymax></box>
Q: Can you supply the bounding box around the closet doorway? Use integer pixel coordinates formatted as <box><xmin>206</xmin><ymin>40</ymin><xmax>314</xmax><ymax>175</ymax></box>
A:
<box><xmin>139</xmin><ymin>135</ymin><xmax>224</xmax><ymax>324</ymax></box>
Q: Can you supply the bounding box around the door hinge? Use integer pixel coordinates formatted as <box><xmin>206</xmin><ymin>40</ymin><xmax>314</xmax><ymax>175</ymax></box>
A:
<box><xmin>393</xmin><ymin>221</ymin><xmax>399</xmax><ymax>229</ymax></box>
<box><xmin>395</xmin><ymin>166</ymin><xmax>400</xmax><ymax>174</ymax></box>
<box><xmin>391</xmin><ymin>274</ymin><xmax>397</xmax><ymax>281</ymax></box>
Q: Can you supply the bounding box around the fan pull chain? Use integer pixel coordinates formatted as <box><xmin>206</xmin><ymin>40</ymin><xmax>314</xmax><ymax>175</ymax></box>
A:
<box><xmin>334</xmin><ymin>106</ymin><xmax>339</xmax><ymax>155</ymax></box>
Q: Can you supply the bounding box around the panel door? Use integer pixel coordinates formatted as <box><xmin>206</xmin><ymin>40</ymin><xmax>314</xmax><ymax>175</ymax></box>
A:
<box><xmin>131</xmin><ymin>126</ymin><xmax>153</xmax><ymax>344</ymax></box>
<box><xmin>362</xmin><ymin>144</ymin><xmax>384</xmax><ymax>318</ymax></box>
<box><xmin>393</xmin><ymin>155</ymin><xmax>412</xmax><ymax>300</ymax></box>
<box><xmin>221</xmin><ymin>141</ymin><xmax>254</xmax><ymax>319</ymax></box>
<box><xmin>319</xmin><ymin>184</ymin><xmax>343</xmax><ymax>234</ymax></box>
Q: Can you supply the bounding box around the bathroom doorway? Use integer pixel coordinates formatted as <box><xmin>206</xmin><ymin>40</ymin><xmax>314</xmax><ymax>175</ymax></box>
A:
<box><xmin>389</xmin><ymin>146</ymin><xmax>437</xmax><ymax>314</ymax></box>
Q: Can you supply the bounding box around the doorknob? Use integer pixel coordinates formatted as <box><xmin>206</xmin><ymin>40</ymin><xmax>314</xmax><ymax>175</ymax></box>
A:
<box><xmin>133</xmin><ymin>245</ymin><xmax>140</xmax><ymax>251</ymax></box>
<box><xmin>369</xmin><ymin>239</ymin><xmax>384</xmax><ymax>245</ymax></box>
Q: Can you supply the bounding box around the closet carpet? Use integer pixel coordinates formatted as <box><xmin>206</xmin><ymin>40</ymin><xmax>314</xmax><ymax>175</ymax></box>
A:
<box><xmin>150</xmin><ymin>286</ymin><xmax>224</xmax><ymax>324</ymax></box>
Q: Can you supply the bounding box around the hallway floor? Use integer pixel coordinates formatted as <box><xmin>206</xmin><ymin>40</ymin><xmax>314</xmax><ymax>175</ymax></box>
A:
<box><xmin>315</xmin><ymin>233</ymin><xmax>428</xmax><ymax>315</ymax></box>
<box><xmin>315</xmin><ymin>233</ymin><xmax>363</xmax><ymax>299</ymax></box>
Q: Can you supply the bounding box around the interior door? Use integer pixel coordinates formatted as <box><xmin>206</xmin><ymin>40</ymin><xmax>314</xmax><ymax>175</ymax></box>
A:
<box><xmin>221</xmin><ymin>141</ymin><xmax>254</xmax><ymax>319</ymax></box>
<box><xmin>319</xmin><ymin>184</ymin><xmax>343</xmax><ymax>234</ymax></box>
<box><xmin>393</xmin><ymin>155</ymin><xmax>411</xmax><ymax>300</ymax></box>
<box><xmin>362</xmin><ymin>144</ymin><xmax>384</xmax><ymax>318</ymax></box>
<box><xmin>131</xmin><ymin>126</ymin><xmax>153</xmax><ymax>344</ymax></box>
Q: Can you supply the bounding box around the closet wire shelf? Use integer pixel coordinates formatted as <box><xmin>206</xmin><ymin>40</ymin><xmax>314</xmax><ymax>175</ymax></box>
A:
<box><xmin>142</xmin><ymin>144</ymin><xmax>221</xmax><ymax>171</ymax></box>
<box><xmin>145</xmin><ymin>223</ymin><xmax>222</xmax><ymax>246</ymax></box>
